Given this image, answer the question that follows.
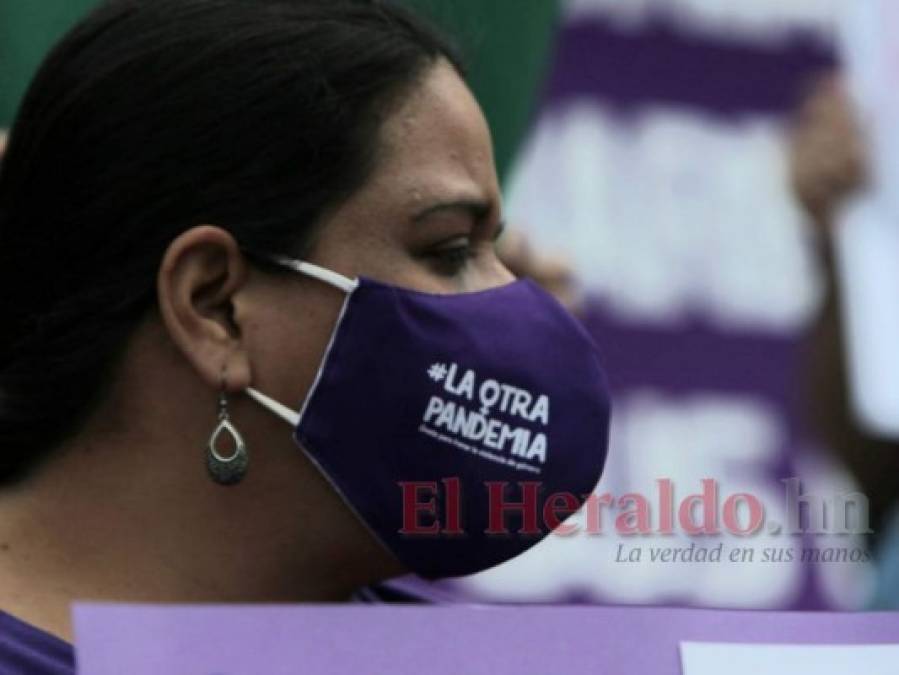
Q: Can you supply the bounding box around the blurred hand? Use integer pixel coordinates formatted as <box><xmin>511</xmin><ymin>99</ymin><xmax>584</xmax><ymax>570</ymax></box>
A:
<box><xmin>497</xmin><ymin>229</ymin><xmax>583</xmax><ymax>312</ymax></box>
<box><xmin>789</xmin><ymin>74</ymin><xmax>868</xmax><ymax>226</ymax></box>
<box><xmin>0</xmin><ymin>129</ymin><xmax>7</xmax><ymax>161</ymax></box>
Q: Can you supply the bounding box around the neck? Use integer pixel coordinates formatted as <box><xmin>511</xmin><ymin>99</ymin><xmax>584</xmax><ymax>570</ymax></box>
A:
<box><xmin>0</xmin><ymin>423</ymin><xmax>397</xmax><ymax>643</ymax></box>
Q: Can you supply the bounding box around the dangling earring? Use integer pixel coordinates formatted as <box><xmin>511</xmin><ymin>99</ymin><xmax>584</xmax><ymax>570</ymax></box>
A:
<box><xmin>207</xmin><ymin>368</ymin><xmax>249</xmax><ymax>486</ymax></box>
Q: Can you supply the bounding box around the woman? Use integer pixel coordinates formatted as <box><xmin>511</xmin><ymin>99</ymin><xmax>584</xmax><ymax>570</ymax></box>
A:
<box><xmin>0</xmin><ymin>1</ymin><xmax>611</xmax><ymax>670</ymax></box>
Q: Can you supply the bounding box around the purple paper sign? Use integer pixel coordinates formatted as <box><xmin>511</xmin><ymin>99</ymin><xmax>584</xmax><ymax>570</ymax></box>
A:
<box><xmin>73</xmin><ymin>603</ymin><xmax>899</xmax><ymax>675</ymax></box>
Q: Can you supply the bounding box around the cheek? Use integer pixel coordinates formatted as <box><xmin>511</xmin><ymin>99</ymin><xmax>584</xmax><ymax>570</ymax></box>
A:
<box><xmin>247</xmin><ymin>282</ymin><xmax>347</xmax><ymax>409</ymax></box>
<box><xmin>312</xmin><ymin>214</ymin><xmax>406</xmax><ymax>283</ymax></box>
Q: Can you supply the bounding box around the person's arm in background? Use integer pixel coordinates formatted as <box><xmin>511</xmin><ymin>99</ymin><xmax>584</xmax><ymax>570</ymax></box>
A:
<box><xmin>790</xmin><ymin>74</ymin><xmax>899</xmax><ymax>548</ymax></box>
<box><xmin>791</xmin><ymin>76</ymin><xmax>867</xmax><ymax>226</ymax></box>
<box><xmin>497</xmin><ymin>230</ymin><xmax>581</xmax><ymax>312</ymax></box>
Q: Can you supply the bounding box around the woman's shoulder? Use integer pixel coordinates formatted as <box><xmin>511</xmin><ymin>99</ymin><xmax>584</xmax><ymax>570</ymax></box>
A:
<box><xmin>351</xmin><ymin>577</ymin><xmax>454</xmax><ymax>604</ymax></box>
<box><xmin>0</xmin><ymin>610</ymin><xmax>75</xmax><ymax>675</ymax></box>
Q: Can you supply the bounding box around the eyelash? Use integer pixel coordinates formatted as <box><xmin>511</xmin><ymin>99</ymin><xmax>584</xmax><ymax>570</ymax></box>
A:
<box><xmin>425</xmin><ymin>223</ymin><xmax>506</xmax><ymax>276</ymax></box>
<box><xmin>429</xmin><ymin>243</ymin><xmax>474</xmax><ymax>275</ymax></box>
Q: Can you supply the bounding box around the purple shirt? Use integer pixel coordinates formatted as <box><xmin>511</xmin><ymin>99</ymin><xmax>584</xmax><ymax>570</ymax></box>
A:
<box><xmin>0</xmin><ymin>611</ymin><xmax>74</xmax><ymax>675</ymax></box>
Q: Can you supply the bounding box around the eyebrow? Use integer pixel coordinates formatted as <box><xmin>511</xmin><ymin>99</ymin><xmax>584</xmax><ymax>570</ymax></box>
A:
<box><xmin>411</xmin><ymin>198</ymin><xmax>493</xmax><ymax>224</ymax></box>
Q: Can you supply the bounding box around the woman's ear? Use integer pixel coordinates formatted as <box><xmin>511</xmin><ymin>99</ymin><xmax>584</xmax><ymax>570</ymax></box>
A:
<box><xmin>157</xmin><ymin>225</ymin><xmax>253</xmax><ymax>391</ymax></box>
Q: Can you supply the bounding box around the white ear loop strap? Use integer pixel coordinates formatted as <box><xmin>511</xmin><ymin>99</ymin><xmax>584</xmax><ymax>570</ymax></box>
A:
<box><xmin>270</xmin><ymin>255</ymin><xmax>359</xmax><ymax>293</ymax></box>
<box><xmin>245</xmin><ymin>387</ymin><xmax>300</xmax><ymax>427</ymax></box>
<box><xmin>243</xmin><ymin>255</ymin><xmax>357</xmax><ymax>426</ymax></box>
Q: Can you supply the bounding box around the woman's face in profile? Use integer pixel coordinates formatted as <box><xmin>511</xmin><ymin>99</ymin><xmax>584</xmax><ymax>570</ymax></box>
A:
<box><xmin>240</xmin><ymin>59</ymin><xmax>513</xmax><ymax>418</ymax></box>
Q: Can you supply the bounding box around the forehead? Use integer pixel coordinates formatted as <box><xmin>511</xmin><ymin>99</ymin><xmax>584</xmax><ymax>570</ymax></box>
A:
<box><xmin>373</xmin><ymin>60</ymin><xmax>500</xmax><ymax>210</ymax></box>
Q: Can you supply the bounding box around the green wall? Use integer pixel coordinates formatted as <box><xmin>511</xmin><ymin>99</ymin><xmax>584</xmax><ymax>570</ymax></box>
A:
<box><xmin>0</xmin><ymin>1</ymin><xmax>97</xmax><ymax>126</ymax></box>
<box><xmin>0</xmin><ymin>0</ymin><xmax>559</xmax><ymax>180</ymax></box>
<box><xmin>404</xmin><ymin>0</ymin><xmax>560</xmax><ymax>179</ymax></box>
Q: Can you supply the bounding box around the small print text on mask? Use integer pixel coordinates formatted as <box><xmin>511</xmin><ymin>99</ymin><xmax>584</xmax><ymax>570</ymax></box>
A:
<box><xmin>419</xmin><ymin>362</ymin><xmax>549</xmax><ymax>474</ymax></box>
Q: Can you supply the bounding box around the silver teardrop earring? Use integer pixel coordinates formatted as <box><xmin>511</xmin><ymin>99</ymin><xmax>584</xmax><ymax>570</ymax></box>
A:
<box><xmin>207</xmin><ymin>369</ymin><xmax>249</xmax><ymax>486</ymax></box>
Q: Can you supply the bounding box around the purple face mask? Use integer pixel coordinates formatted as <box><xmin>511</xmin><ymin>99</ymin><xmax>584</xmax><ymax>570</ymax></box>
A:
<box><xmin>246</xmin><ymin>257</ymin><xmax>611</xmax><ymax>579</ymax></box>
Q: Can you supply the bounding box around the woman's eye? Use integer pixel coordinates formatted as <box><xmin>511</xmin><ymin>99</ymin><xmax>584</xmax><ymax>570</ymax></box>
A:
<box><xmin>428</xmin><ymin>243</ymin><xmax>473</xmax><ymax>275</ymax></box>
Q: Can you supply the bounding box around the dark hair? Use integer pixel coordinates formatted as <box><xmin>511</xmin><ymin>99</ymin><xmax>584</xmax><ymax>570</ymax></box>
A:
<box><xmin>0</xmin><ymin>0</ymin><xmax>461</xmax><ymax>484</ymax></box>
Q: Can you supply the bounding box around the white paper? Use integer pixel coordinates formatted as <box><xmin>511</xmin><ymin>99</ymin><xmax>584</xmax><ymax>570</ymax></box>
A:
<box><xmin>834</xmin><ymin>0</ymin><xmax>899</xmax><ymax>439</ymax></box>
<box><xmin>835</xmin><ymin>198</ymin><xmax>899</xmax><ymax>438</ymax></box>
<box><xmin>680</xmin><ymin>642</ymin><xmax>899</xmax><ymax>675</ymax></box>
